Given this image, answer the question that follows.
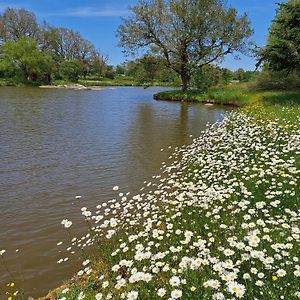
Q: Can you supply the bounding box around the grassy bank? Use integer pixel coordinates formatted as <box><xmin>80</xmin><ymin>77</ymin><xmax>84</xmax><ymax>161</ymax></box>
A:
<box><xmin>41</xmin><ymin>94</ymin><xmax>300</xmax><ymax>300</ymax></box>
<box><xmin>0</xmin><ymin>76</ymin><xmax>177</xmax><ymax>88</ymax></box>
<box><xmin>154</xmin><ymin>84</ymin><xmax>300</xmax><ymax>107</ymax></box>
<box><xmin>79</xmin><ymin>78</ymin><xmax>175</xmax><ymax>88</ymax></box>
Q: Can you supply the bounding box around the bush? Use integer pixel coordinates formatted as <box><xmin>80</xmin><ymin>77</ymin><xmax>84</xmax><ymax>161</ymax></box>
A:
<box><xmin>191</xmin><ymin>65</ymin><xmax>232</xmax><ymax>91</ymax></box>
<box><xmin>59</xmin><ymin>60</ymin><xmax>80</xmax><ymax>82</ymax></box>
<box><xmin>249</xmin><ymin>71</ymin><xmax>300</xmax><ymax>91</ymax></box>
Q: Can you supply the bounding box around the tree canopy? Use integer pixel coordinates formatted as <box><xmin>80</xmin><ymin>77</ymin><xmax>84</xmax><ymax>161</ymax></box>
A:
<box><xmin>0</xmin><ymin>37</ymin><xmax>53</xmax><ymax>82</ymax></box>
<box><xmin>118</xmin><ymin>0</ymin><xmax>253</xmax><ymax>91</ymax></box>
<box><xmin>0</xmin><ymin>7</ymin><xmax>108</xmax><ymax>83</ymax></box>
<box><xmin>260</xmin><ymin>0</ymin><xmax>300</xmax><ymax>73</ymax></box>
<box><xmin>0</xmin><ymin>8</ymin><xmax>39</xmax><ymax>42</ymax></box>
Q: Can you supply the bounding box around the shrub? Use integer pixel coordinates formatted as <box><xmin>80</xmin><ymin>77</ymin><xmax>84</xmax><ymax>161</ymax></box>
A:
<box><xmin>59</xmin><ymin>60</ymin><xmax>80</xmax><ymax>82</ymax></box>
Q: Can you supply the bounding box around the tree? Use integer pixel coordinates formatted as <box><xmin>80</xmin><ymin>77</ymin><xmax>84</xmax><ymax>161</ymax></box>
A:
<box><xmin>259</xmin><ymin>0</ymin><xmax>300</xmax><ymax>73</ymax></box>
<box><xmin>90</xmin><ymin>50</ymin><xmax>108</xmax><ymax>78</ymax></box>
<box><xmin>41</xmin><ymin>25</ymin><xmax>98</xmax><ymax>78</ymax></box>
<box><xmin>0</xmin><ymin>8</ymin><xmax>40</xmax><ymax>42</ymax></box>
<box><xmin>118</xmin><ymin>0</ymin><xmax>253</xmax><ymax>91</ymax></box>
<box><xmin>105</xmin><ymin>65</ymin><xmax>116</xmax><ymax>79</ymax></box>
<box><xmin>59</xmin><ymin>60</ymin><xmax>80</xmax><ymax>82</ymax></box>
<box><xmin>41</xmin><ymin>26</ymin><xmax>94</xmax><ymax>62</ymax></box>
<box><xmin>116</xmin><ymin>64</ymin><xmax>126</xmax><ymax>75</ymax></box>
<box><xmin>192</xmin><ymin>65</ymin><xmax>232</xmax><ymax>91</ymax></box>
<box><xmin>127</xmin><ymin>55</ymin><xmax>161</xmax><ymax>83</ymax></box>
<box><xmin>233</xmin><ymin>68</ymin><xmax>246</xmax><ymax>81</ymax></box>
<box><xmin>0</xmin><ymin>37</ymin><xmax>53</xmax><ymax>82</ymax></box>
<box><xmin>125</xmin><ymin>55</ymin><xmax>180</xmax><ymax>85</ymax></box>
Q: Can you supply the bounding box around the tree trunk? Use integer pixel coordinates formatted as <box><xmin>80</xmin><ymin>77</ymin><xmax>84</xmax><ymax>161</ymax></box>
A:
<box><xmin>180</xmin><ymin>72</ymin><xmax>190</xmax><ymax>92</ymax></box>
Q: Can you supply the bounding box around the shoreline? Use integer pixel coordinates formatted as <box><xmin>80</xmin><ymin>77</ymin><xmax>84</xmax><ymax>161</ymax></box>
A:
<box><xmin>39</xmin><ymin>102</ymin><xmax>300</xmax><ymax>300</ymax></box>
<box><xmin>153</xmin><ymin>92</ymin><xmax>241</xmax><ymax>107</ymax></box>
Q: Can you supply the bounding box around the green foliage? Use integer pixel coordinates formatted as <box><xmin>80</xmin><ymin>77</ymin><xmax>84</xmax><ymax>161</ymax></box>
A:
<box><xmin>115</xmin><ymin>65</ymin><xmax>126</xmax><ymax>75</ymax></box>
<box><xmin>0</xmin><ymin>8</ymin><xmax>39</xmax><ymax>42</ymax></box>
<box><xmin>104</xmin><ymin>66</ymin><xmax>116</xmax><ymax>79</ymax></box>
<box><xmin>118</xmin><ymin>0</ymin><xmax>253</xmax><ymax>91</ymax></box>
<box><xmin>191</xmin><ymin>65</ymin><xmax>233</xmax><ymax>91</ymax></box>
<box><xmin>59</xmin><ymin>60</ymin><xmax>80</xmax><ymax>82</ymax></box>
<box><xmin>249</xmin><ymin>71</ymin><xmax>300</xmax><ymax>91</ymax></box>
<box><xmin>261</xmin><ymin>0</ymin><xmax>300</xmax><ymax>72</ymax></box>
<box><xmin>154</xmin><ymin>84</ymin><xmax>300</xmax><ymax>107</ymax></box>
<box><xmin>0</xmin><ymin>37</ymin><xmax>53</xmax><ymax>83</ymax></box>
<box><xmin>125</xmin><ymin>55</ymin><xmax>180</xmax><ymax>86</ymax></box>
<box><xmin>0</xmin><ymin>7</ymin><xmax>108</xmax><ymax>85</ymax></box>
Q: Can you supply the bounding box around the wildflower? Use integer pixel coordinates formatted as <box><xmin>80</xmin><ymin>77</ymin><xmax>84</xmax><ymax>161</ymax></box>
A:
<box><xmin>171</xmin><ymin>289</ymin><xmax>182</xmax><ymax>299</ymax></box>
<box><xmin>62</xmin><ymin>288</ymin><xmax>69</xmax><ymax>294</ymax></box>
<box><xmin>227</xmin><ymin>282</ymin><xmax>246</xmax><ymax>298</ymax></box>
<box><xmin>127</xmin><ymin>291</ymin><xmax>138</xmax><ymax>300</ymax></box>
<box><xmin>169</xmin><ymin>276</ymin><xmax>181</xmax><ymax>287</ymax></box>
<box><xmin>157</xmin><ymin>288</ymin><xmax>166</xmax><ymax>297</ymax></box>
<box><xmin>277</xmin><ymin>269</ymin><xmax>287</xmax><ymax>277</ymax></box>
<box><xmin>255</xmin><ymin>280</ymin><xmax>264</xmax><ymax>287</ymax></box>
<box><xmin>82</xmin><ymin>259</ymin><xmax>90</xmax><ymax>266</ymax></box>
<box><xmin>95</xmin><ymin>293</ymin><xmax>103</xmax><ymax>300</ymax></box>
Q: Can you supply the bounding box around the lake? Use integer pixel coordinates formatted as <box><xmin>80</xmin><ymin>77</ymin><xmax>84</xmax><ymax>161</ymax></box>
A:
<box><xmin>0</xmin><ymin>86</ymin><xmax>228</xmax><ymax>297</ymax></box>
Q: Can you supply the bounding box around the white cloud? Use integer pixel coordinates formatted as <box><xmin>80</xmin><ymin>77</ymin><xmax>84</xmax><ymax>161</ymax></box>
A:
<box><xmin>57</xmin><ymin>7</ymin><xmax>129</xmax><ymax>17</ymax></box>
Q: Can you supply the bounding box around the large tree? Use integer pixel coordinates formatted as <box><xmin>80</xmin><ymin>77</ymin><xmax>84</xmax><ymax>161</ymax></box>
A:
<box><xmin>0</xmin><ymin>8</ymin><xmax>40</xmax><ymax>42</ymax></box>
<box><xmin>118</xmin><ymin>0</ymin><xmax>253</xmax><ymax>91</ymax></box>
<box><xmin>41</xmin><ymin>26</ymin><xmax>94</xmax><ymax>61</ymax></box>
<box><xmin>259</xmin><ymin>0</ymin><xmax>300</xmax><ymax>73</ymax></box>
<box><xmin>0</xmin><ymin>37</ymin><xmax>53</xmax><ymax>82</ymax></box>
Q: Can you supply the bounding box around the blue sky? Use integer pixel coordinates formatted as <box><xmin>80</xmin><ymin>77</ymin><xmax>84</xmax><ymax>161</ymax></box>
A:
<box><xmin>0</xmin><ymin>0</ymin><xmax>283</xmax><ymax>70</ymax></box>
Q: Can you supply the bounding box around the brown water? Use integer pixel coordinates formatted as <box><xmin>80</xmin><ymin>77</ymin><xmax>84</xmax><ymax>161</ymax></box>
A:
<box><xmin>0</xmin><ymin>86</ymin><xmax>228</xmax><ymax>298</ymax></box>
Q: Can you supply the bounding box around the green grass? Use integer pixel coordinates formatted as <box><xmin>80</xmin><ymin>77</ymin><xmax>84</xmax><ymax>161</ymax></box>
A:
<box><xmin>154</xmin><ymin>84</ymin><xmax>300</xmax><ymax>107</ymax></box>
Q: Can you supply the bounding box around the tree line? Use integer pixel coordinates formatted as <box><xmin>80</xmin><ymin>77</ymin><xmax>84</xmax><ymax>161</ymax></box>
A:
<box><xmin>116</xmin><ymin>56</ymin><xmax>256</xmax><ymax>89</ymax></box>
<box><xmin>2</xmin><ymin>0</ymin><xmax>297</xmax><ymax>90</ymax></box>
<box><xmin>0</xmin><ymin>4</ymin><xmax>255</xmax><ymax>88</ymax></box>
<box><xmin>0</xmin><ymin>8</ymin><xmax>108</xmax><ymax>83</ymax></box>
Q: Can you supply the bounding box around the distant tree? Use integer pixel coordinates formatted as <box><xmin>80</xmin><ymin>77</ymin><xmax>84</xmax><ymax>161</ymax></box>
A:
<box><xmin>59</xmin><ymin>60</ymin><xmax>80</xmax><ymax>82</ymax></box>
<box><xmin>116</xmin><ymin>64</ymin><xmax>126</xmax><ymax>75</ymax></box>
<box><xmin>0</xmin><ymin>8</ymin><xmax>40</xmax><ymax>42</ymax></box>
<box><xmin>192</xmin><ymin>64</ymin><xmax>231</xmax><ymax>91</ymax></box>
<box><xmin>41</xmin><ymin>26</ymin><xmax>94</xmax><ymax>62</ymax></box>
<box><xmin>126</xmin><ymin>55</ymin><xmax>161</xmax><ymax>83</ymax></box>
<box><xmin>125</xmin><ymin>55</ymin><xmax>178</xmax><ymax>84</ymax></box>
<box><xmin>221</xmin><ymin>68</ymin><xmax>233</xmax><ymax>83</ymax></box>
<box><xmin>90</xmin><ymin>50</ymin><xmax>108</xmax><ymax>78</ymax></box>
<box><xmin>105</xmin><ymin>65</ymin><xmax>116</xmax><ymax>79</ymax></box>
<box><xmin>0</xmin><ymin>37</ymin><xmax>53</xmax><ymax>82</ymax></box>
<box><xmin>118</xmin><ymin>0</ymin><xmax>253</xmax><ymax>91</ymax></box>
<box><xmin>233</xmin><ymin>68</ymin><xmax>246</xmax><ymax>81</ymax></box>
<box><xmin>259</xmin><ymin>0</ymin><xmax>300</xmax><ymax>72</ymax></box>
